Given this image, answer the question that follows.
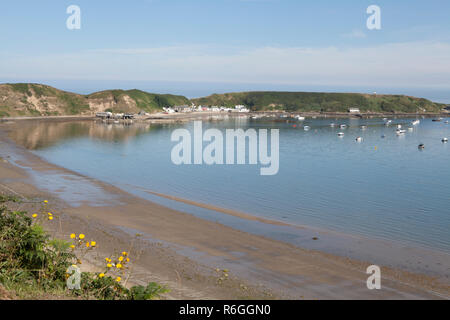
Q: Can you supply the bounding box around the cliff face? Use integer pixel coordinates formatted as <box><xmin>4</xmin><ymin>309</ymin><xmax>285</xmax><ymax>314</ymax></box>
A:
<box><xmin>0</xmin><ymin>84</ymin><xmax>190</xmax><ymax>117</ymax></box>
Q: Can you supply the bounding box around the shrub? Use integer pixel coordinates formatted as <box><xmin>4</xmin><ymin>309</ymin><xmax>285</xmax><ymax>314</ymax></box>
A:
<box><xmin>0</xmin><ymin>199</ymin><xmax>169</xmax><ymax>300</ymax></box>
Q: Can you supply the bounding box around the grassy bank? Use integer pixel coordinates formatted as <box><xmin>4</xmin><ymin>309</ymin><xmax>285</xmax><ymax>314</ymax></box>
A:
<box><xmin>0</xmin><ymin>195</ymin><xmax>168</xmax><ymax>300</ymax></box>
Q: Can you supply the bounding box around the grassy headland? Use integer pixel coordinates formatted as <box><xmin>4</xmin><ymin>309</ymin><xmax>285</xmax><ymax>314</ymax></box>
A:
<box><xmin>0</xmin><ymin>83</ymin><xmax>190</xmax><ymax>117</ymax></box>
<box><xmin>192</xmin><ymin>91</ymin><xmax>446</xmax><ymax>113</ymax></box>
<box><xmin>0</xmin><ymin>83</ymin><xmax>447</xmax><ymax>117</ymax></box>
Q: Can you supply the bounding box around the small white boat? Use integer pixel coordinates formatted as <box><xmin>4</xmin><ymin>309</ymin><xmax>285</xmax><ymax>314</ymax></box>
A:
<box><xmin>442</xmin><ymin>138</ymin><xmax>448</xmax><ymax>143</ymax></box>
<box><xmin>412</xmin><ymin>120</ymin><xmax>420</xmax><ymax>125</ymax></box>
<box><xmin>396</xmin><ymin>129</ymin><xmax>406</xmax><ymax>135</ymax></box>
<box><xmin>385</xmin><ymin>120</ymin><xmax>392</xmax><ymax>126</ymax></box>
<box><xmin>340</xmin><ymin>124</ymin><xmax>347</xmax><ymax>129</ymax></box>
<box><xmin>445</xmin><ymin>120</ymin><xmax>449</xmax><ymax>124</ymax></box>
<box><xmin>337</xmin><ymin>132</ymin><xmax>345</xmax><ymax>137</ymax></box>
<box><xmin>360</xmin><ymin>125</ymin><xmax>367</xmax><ymax>130</ymax></box>
<box><xmin>355</xmin><ymin>137</ymin><xmax>363</xmax><ymax>142</ymax></box>
<box><xmin>303</xmin><ymin>126</ymin><xmax>310</xmax><ymax>131</ymax></box>
<box><xmin>396</xmin><ymin>124</ymin><xmax>402</xmax><ymax>129</ymax></box>
<box><xmin>295</xmin><ymin>116</ymin><xmax>305</xmax><ymax>121</ymax></box>
<box><xmin>408</xmin><ymin>127</ymin><xmax>414</xmax><ymax>132</ymax></box>
<box><xmin>330</xmin><ymin>123</ymin><xmax>336</xmax><ymax>127</ymax></box>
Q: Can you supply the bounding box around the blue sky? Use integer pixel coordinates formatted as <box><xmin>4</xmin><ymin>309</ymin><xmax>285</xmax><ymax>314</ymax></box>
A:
<box><xmin>1</xmin><ymin>0</ymin><xmax>449</xmax><ymax>101</ymax></box>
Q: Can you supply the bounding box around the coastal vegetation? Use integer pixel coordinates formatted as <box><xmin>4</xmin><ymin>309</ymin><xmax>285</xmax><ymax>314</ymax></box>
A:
<box><xmin>87</xmin><ymin>89</ymin><xmax>190</xmax><ymax>113</ymax></box>
<box><xmin>0</xmin><ymin>196</ymin><xmax>168</xmax><ymax>300</ymax></box>
<box><xmin>191</xmin><ymin>92</ymin><xmax>445</xmax><ymax>113</ymax></box>
<box><xmin>0</xmin><ymin>83</ymin><xmax>190</xmax><ymax>117</ymax></box>
<box><xmin>0</xmin><ymin>83</ymin><xmax>447</xmax><ymax>117</ymax></box>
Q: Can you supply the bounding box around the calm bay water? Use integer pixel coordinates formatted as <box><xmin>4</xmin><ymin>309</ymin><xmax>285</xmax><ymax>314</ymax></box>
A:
<box><xmin>15</xmin><ymin>116</ymin><xmax>450</xmax><ymax>252</ymax></box>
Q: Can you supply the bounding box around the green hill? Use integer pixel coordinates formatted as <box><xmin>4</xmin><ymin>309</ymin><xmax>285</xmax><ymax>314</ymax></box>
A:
<box><xmin>0</xmin><ymin>83</ymin><xmax>190</xmax><ymax>117</ymax></box>
<box><xmin>0</xmin><ymin>84</ymin><xmax>446</xmax><ymax>117</ymax></box>
<box><xmin>191</xmin><ymin>91</ymin><xmax>445</xmax><ymax>113</ymax></box>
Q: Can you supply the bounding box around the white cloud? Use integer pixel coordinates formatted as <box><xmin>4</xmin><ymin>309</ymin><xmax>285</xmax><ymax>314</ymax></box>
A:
<box><xmin>1</xmin><ymin>41</ymin><xmax>450</xmax><ymax>89</ymax></box>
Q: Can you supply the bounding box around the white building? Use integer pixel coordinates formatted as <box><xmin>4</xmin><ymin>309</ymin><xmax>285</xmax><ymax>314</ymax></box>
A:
<box><xmin>235</xmin><ymin>105</ymin><xmax>250</xmax><ymax>113</ymax></box>
<box><xmin>163</xmin><ymin>107</ymin><xmax>176</xmax><ymax>114</ymax></box>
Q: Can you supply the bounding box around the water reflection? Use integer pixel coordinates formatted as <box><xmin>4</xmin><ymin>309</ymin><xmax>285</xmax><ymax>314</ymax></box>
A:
<box><xmin>10</xmin><ymin>120</ymin><xmax>153</xmax><ymax>150</ymax></box>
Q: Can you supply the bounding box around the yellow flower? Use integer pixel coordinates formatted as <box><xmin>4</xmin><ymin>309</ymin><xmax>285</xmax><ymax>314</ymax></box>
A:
<box><xmin>32</xmin><ymin>214</ymin><xmax>38</xmax><ymax>218</ymax></box>
<box><xmin>70</xmin><ymin>245</ymin><xmax>75</xmax><ymax>249</ymax></box>
<box><xmin>47</xmin><ymin>212</ymin><xmax>52</xmax><ymax>216</ymax></box>
<box><xmin>90</xmin><ymin>241</ymin><xmax>96</xmax><ymax>247</ymax></box>
<box><xmin>107</xmin><ymin>264</ymin><xmax>112</xmax><ymax>268</ymax></box>
<box><xmin>122</xmin><ymin>251</ymin><xmax>128</xmax><ymax>256</ymax></box>
<box><xmin>99</xmin><ymin>273</ymin><xmax>105</xmax><ymax>278</ymax></box>
<box><xmin>116</xmin><ymin>263</ymin><xmax>123</xmax><ymax>269</ymax></box>
<box><xmin>48</xmin><ymin>216</ymin><xmax>53</xmax><ymax>221</ymax></box>
<box><xmin>44</xmin><ymin>200</ymin><xmax>48</xmax><ymax>204</ymax></box>
<box><xmin>126</xmin><ymin>258</ymin><xmax>130</xmax><ymax>263</ymax></box>
<box><xmin>70</xmin><ymin>233</ymin><xmax>76</xmax><ymax>239</ymax></box>
<box><xmin>86</xmin><ymin>242</ymin><xmax>90</xmax><ymax>248</ymax></box>
<box><xmin>118</xmin><ymin>256</ymin><xmax>124</xmax><ymax>262</ymax></box>
<box><xmin>116</xmin><ymin>277</ymin><xmax>121</xmax><ymax>282</ymax></box>
<box><xmin>79</xmin><ymin>234</ymin><xmax>85</xmax><ymax>239</ymax></box>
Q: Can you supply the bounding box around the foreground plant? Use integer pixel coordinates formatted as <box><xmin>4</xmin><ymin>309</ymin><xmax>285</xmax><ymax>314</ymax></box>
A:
<box><xmin>0</xmin><ymin>198</ymin><xmax>168</xmax><ymax>300</ymax></box>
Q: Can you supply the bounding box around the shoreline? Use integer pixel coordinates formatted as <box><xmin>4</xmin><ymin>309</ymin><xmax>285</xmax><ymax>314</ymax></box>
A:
<box><xmin>0</xmin><ymin>120</ymin><xmax>449</xmax><ymax>299</ymax></box>
<box><xmin>0</xmin><ymin>110</ymin><xmax>448</xmax><ymax>123</ymax></box>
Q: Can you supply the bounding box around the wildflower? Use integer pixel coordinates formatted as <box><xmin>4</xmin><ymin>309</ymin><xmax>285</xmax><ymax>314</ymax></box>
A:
<box><xmin>116</xmin><ymin>277</ymin><xmax>121</xmax><ymax>282</ymax></box>
<box><xmin>47</xmin><ymin>212</ymin><xmax>52</xmax><ymax>216</ymax></box>
<box><xmin>118</xmin><ymin>256</ymin><xmax>124</xmax><ymax>262</ymax></box>
<box><xmin>90</xmin><ymin>241</ymin><xmax>96</xmax><ymax>247</ymax></box>
<box><xmin>116</xmin><ymin>263</ymin><xmax>123</xmax><ymax>269</ymax></box>
<box><xmin>107</xmin><ymin>264</ymin><xmax>112</xmax><ymax>268</ymax></box>
<box><xmin>122</xmin><ymin>251</ymin><xmax>128</xmax><ymax>256</ymax></box>
<box><xmin>86</xmin><ymin>242</ymin><xmax>90</xmax><ymax>248</ymax></box>
<box><xmin>48</xmin><ymin>216</ymin><xmax>54</xmax><ymax>221</ymax></box>
<box><xmin>79</xmin><ymin>234</ymin><xmax>85</xmax><ymax>239</ymax></box>
<box><xmin>70</xmin><ymin>245</ymin><xmax>75</xmax><ymax>249</ymax></box>
<box><xmin>70</xmin><ymin>233</ymin><xmax>76</xmax><ymax>239</ymax></box>
<box><xmin>32</xmin><ymin>214</ymin><xmax>38</xmax><ymax>218</ymax></box>
<box><xmin>99</xmin><ymin>273</ymin><xmax>105</xmax><ymax>278</ymax></box>
<box><xmin>105</xmin><ymin>257</ymin><xmax>111</xmax><ymax>262</ymax></box>
<box><xmin>126</xmin><ymin>258</ymin><xmax>130</xmax><ymax>263</ymax></box>
<box><xmin>44</xmin><ymin>200</ymin><xmax>48</xmax><ymax>204</ymax></box>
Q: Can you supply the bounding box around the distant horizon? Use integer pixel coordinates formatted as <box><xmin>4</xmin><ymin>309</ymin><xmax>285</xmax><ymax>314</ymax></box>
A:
<box><xmin>1</xmin><ymin>79</ymin><xmax>449</xmax><ymax>104</ymax></box>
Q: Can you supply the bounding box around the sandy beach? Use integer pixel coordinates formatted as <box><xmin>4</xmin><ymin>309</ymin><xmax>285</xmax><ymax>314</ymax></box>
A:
<box><xmin>0</xmin><ymin>118</ymin><xmax>449</xmax><ymax>300</ymax></box>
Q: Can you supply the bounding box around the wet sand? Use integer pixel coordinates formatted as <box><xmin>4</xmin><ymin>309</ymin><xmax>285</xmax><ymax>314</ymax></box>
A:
<box><xmin>0</xmin><ymin>119</ymin><xmax>449</xmax><ymax>300</ymax></box>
